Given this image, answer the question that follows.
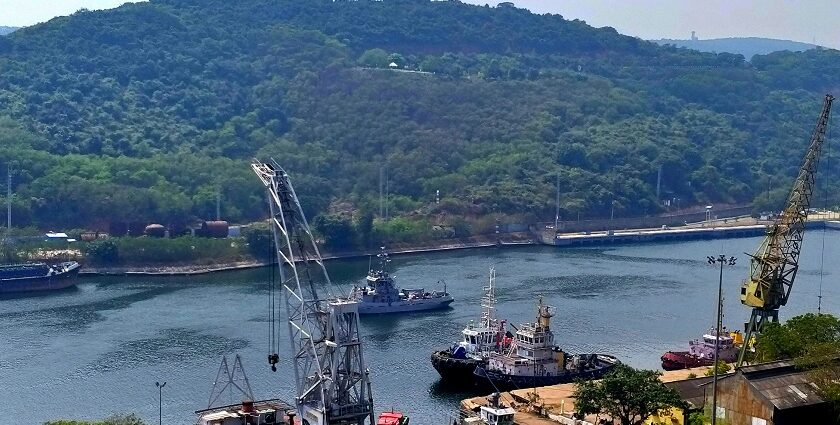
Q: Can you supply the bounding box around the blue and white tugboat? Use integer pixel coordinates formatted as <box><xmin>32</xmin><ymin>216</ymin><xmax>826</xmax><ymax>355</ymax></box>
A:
<box><xmin>350</xmin><ymin>248</ymin><xmax>453</xmax><ymax>314</ymax></box>
<box><xmin>431</xmin><ymin>267</ymin><xmax>511</xmax><ymax>383</ymax></box>
<box><xmin>474</xmin><ymin>297</ymin><xmax>619</xmax><ymax>391</ymax></box>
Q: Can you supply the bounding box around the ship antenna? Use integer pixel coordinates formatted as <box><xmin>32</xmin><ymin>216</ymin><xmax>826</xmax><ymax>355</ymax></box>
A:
<box><xmin>368</xmin><ymin>254</ymin><xmax>372</xmax><ymax>274</ymax></box>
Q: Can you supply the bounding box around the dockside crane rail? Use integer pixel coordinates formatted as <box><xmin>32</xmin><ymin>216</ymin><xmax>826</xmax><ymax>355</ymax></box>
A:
<box><xmin>737</xmin><ymin>94</ymin><xmax>834</xmax><ymax>367</ymax></box>
<box><xmin>251</xmin><ymin>159</ymin><xmax>374</xmax><ymax>425</ymax></box>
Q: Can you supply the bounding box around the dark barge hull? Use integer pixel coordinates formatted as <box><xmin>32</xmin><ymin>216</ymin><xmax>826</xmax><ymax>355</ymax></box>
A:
<box><xmin>0</xmin><ymin>263</ymin><xmax>81</xmax><ymax>293</ymax></box>
<box><xmin>431</xmin><ymin>350</ymin><xmax>486</xmax><ymax>384</ymax></box>
<box><xmin>473</xmin><ymin>355</ymin><xmax>619</xmax><ymax>392</ymax></box>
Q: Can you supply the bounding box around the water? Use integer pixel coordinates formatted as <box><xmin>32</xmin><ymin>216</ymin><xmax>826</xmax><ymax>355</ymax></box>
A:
<box><xmin>2</xmin><ymin>234</ymin><xmax>840</xmax><ymax>425</ymax></box>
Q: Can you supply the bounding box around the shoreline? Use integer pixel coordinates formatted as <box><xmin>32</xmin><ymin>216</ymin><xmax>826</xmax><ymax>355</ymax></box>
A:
<box><xmin>79</xmin><ymin>234</ymin><xmax>537</xmax><ymax>276</ymax></box>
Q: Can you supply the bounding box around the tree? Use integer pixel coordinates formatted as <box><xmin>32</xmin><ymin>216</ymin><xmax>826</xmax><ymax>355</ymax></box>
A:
<box><xmin>704</xmin><ymin>360</ymin><xmax>731</xmax><ymax>376</ymax></box>
<box><xmin>573</xmin><ymin>364</ymin><xmax>686</xmax><ymax>425</ymax></box>
<box><xmin>312</xmin><ymin>214</ymin><xmax>356</xmax><ymax>250</ymax></box>
<box><xmin>754</xmin><ymin>313</ymin><xmax>840</xmax><ymax>362</ymax></box>
<box><xmin>358</xmin><ymin>48</ymin><xmax>390</xmax><ymax>68</ymax></box>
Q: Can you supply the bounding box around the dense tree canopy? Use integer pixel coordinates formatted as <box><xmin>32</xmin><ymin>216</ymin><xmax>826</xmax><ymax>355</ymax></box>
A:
<box><xmin>573</xmin><ymin>364</ymin><xmax>685</xmax><ymax>425</ymax></box>
<box><xmin>1</xmin><ymin>0</ymin><xmax>840</xmax><ymax>230</ymax></box>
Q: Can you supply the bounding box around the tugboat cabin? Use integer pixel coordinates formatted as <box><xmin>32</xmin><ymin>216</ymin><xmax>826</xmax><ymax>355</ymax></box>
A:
<box><xmin>479</xmin><ymin>404</ymin><xmax>515</xmax><ymax>425</ymax></box>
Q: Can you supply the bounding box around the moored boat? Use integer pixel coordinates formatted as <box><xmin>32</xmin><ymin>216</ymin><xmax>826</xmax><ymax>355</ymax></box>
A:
<box><xmin>473</xmin><ymin>298</ymin><xmax>619</xmax><ymax>391</ymax></box>
<box><xmin>0</xmin><ymin>261</ymin><xmax>80</xmax><ymax>293</ymax></box>
<box><xmin>351</xmin><ymin>248</ymin><xmax>453</xmax><ymax>314</ymax></box>
<box><xmin>431</xmin><ymin>267</ymin><xmax>510</xmax><ymax>384</ymax></box>
<box><xmin>660</xmin><ymin>327</ymin><xmax>741</xmax><ymax>371</ymax></box>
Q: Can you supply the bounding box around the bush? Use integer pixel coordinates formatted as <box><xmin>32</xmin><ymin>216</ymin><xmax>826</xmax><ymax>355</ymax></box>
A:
<box><xmin>82</xmin><ymin>239</ymin><xmax>119</xmax><ymax>264</ymax></box>
<box><xmin>242</xmin><ymin>223</ymin><xmax>273</xmax><ymax>260</ymax></box>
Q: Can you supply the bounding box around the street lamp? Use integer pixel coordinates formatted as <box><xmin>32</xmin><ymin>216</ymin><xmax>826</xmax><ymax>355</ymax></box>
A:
<box><xmin>155</xmin><ymin>381</ymin><xmax>166</xmax><ymax>425</ymax></box>
<box><xmin>707</xmin><ymin>254</ymin><xmax>736</xmax><ymax>425</ymax></box>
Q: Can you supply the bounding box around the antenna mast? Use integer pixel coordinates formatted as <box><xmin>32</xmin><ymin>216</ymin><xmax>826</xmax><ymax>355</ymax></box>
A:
<box><xmin>6</xmin><ymin>163</ymin><xmax>11</xmax><ymax>230</ymax></box>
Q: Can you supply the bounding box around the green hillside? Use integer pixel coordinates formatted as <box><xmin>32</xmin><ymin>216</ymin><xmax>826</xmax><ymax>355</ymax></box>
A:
<box><xmin>1</xmin><ymin>0</ymin><xmax>839</xmax><ymax>235</ymax></box>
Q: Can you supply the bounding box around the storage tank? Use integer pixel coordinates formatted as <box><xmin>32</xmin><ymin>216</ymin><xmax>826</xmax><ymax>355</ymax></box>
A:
<box><xmin>201</xmin><ymin>221</ymin><xmax>229</xmax><ymax>238</ymax></box>
<box><xmin>144</xmin><ymin>224</ymin><xmax>166</xmax><ymax>238</ymax></box>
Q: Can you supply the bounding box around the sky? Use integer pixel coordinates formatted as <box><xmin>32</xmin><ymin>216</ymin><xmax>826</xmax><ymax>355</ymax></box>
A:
<box><xmin>1</xmin><ymin>0</ymin><xmax>839</xmax><ymax>49</ymax></box>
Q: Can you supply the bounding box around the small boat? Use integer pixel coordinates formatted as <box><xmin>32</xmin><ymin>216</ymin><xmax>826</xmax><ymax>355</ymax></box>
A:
<box><xmin>660</xmin><ymin>327</ymin><xmax>741</xmax><ymax>371</ymax></box>
<box><xmin>459</xmin><ymin>392</ymin><xmax>515</xmax><ymax>425</ymax></box>
<box><xmin>351</xmin><ymin>248</ymin><xmax>453</xmax><ymax>314</ymax></box>
<box><xmin>378</xmin><ymin>410</ymin><xmax>410</xmax><ymax>425</ymax></box>
<box><xmin>473</xmin><ymin>298</ymin><xmax>619</xmax><ymax>391</ymax></box>
<box><xmin>0</xmin><ymin>261</ymin><xmax>81</xmax><ymax>293</ymax></box>
<box><xmin>431</xmin><ymin>267</ymin><xmax>511</xmax><ymax>383</ymax></box>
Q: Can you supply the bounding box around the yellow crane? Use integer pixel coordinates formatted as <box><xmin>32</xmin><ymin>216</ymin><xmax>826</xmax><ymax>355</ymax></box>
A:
<box><xmin>737</xmin><ymin>94</ymin><xmax>834</xmax><ymax>367</ymax></box>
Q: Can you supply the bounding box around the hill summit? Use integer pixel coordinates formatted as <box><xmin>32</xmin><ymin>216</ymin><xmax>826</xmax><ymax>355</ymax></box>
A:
<box><xmin>0</xmin><ymin>0</ymin><xmax>839</xmax><ymax>235</ymax></box>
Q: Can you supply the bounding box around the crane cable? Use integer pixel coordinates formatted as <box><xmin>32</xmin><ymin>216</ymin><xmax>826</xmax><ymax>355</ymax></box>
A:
<box><xmin>818</xmin><ymin>116</ymin><xmax>831</xmax><ymax>314</ymax></box>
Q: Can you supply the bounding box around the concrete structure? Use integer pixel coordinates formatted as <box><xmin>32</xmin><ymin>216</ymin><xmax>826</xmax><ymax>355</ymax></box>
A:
<box><xmin>704</xmin><ymin>360</ymin><xmax>833</xmax><ymax>425</ymax></box>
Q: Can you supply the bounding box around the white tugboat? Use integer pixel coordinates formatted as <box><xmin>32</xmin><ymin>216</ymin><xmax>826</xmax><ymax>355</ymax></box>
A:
<box><xmin>431</xmin><ymin>267</ymin><xmax>511</xmax><ymax>383</ymax></box>
<box><xmin>351</xmin><ymin>248</ymin><xmax>454</xmax><ymax>314</ymax></box>
<box><xmin>474</xmin><ymin>297</ymin><xmax>619</xmax><ymax>391</ymax></box>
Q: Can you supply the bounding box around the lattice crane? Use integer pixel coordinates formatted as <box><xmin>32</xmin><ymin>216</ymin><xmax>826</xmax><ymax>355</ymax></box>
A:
<box><xmin>252</xmin><ymin>159</ymin><xmax>374</xmax><ymax>425</ymax></box>
<box><xmin>737</xmin><ymin>94</ymin><xmax>834</xmax><ymax>367</ymax></box>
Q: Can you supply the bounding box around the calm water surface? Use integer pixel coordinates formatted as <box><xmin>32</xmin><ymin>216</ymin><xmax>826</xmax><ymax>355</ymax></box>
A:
<box><xmin>2</xmin><ymin>235</ymin><xmax>840</xmax><ymax>424</ymax></box>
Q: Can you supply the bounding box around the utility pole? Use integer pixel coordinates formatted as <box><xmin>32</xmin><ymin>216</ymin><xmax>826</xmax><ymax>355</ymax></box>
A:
<box><xmin>379</xmin><ymin>166</ymin><xmax>384</xmax><ymax>219</ymax></box>
<box><xmin>554</xmin><ymin>173</ymin><xmax>560</xmax><ymax>230</ymax></box>
<box><xmin>215</xmin><ymin>190</ymin><xmax>221</xmax><ymax>221</ymax></box>
<box><xmin>707</xmin><ymin>254</ymin><xmax>736</xmax><ymax>425</ymax></box>
<box><xmin>656</xmin><ymin>164</ymin><xmax>662</xmax><ymax>202</ymax></box>
<box><xmin>384</xmin><ymin>169</ymin><xmax>389</xmax><ymax>221</ymax></box>
<box><xmin>6</xmin><ymin>163</ymin><xmax>11</xmax><ymax>230</ymax></box>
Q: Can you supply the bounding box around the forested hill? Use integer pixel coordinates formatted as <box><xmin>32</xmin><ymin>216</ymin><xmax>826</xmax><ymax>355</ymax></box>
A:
<box><xmin>1</xmin><ymin>0</ymin><xmax>840</xmax><ymax>232</ymax></box>
<box><xmin>0</xmin><ymin>26</ymin><xmax>18</xmax><ymax>36</ymax></box>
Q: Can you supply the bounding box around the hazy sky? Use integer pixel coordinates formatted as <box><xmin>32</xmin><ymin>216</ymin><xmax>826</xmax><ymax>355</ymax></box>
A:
<box><xmin>2</xmin><ymin>0</ymin><xmax>839</xmax><ymax>49</ymax></box>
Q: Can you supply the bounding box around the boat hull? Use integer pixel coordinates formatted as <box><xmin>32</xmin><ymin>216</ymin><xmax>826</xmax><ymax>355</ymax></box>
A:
<box><xmin>473</xmin><ymin>354</ymin><xmax>619</xmax><ymax>391</ymax></box>
<box><xmin>0</xmin><ymin>262</ymin><xmax>80</xmax><ymax>293</ymax></box>
<box><xmin>661</xmin><ymin>351</ymin><xmax>715</xmax><ymax>371</ymax></box>
<box><xmin>430</xmin><ymin>350</ymin><xmax>486</xmax><ymax>384</ymax></box>
<box><xmin>358</xmin><ymin>298</ymin><xmax>453</xmax><ymax>314</ymax></box>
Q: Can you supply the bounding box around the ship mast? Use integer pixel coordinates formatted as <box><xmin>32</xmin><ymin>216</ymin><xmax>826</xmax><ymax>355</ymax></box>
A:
<box><xmin>481</xmin><ymin>267</ymin><xmax>497</xmax><ymax>330</ymax></box>
<box><xmin>252</xmin><ymin>159</ymin><xmax>374</xmax><ymax>425</ymax></box>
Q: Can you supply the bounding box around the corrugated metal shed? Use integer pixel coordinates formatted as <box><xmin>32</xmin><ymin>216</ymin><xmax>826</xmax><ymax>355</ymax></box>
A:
<box><xmin>735</xmin><ymin>360</ymin><xmax>825</xmax><ymax>410</ymax></box>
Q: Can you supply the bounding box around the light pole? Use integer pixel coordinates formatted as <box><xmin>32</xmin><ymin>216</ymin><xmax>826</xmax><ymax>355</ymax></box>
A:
<box><xmin>155</xmin><ymin>381</ymin><xmax>166</xmax><ymax>425</ymax></box>
<box><xmin>707</xmin><ymin>254</ymin><xmax>736</xmax><ymax>425</ymax></box>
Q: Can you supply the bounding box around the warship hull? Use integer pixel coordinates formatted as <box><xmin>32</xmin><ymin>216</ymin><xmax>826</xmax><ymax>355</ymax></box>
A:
<box><xmin>358</xmin><ymin>297</ymin><xmax>453</xmax><ymax>314</ymax></box>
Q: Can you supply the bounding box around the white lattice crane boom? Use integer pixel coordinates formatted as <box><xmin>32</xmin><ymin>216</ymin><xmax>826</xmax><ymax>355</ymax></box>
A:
<box><xmin>252</xmin><ymin>159</ymin><xmax>374</xmax><ymax>425</ymax></box>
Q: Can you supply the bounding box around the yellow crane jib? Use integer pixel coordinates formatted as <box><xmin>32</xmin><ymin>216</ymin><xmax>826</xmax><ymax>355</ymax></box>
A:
<box><xmin>736</xmin><ymin>94</ymin><xmax>833</xmax><ymax>368</ymax></box>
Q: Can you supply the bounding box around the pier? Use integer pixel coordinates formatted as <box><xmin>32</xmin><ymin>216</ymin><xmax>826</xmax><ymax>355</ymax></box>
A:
<box><xmin>540</xmin><ymin>216</ymin><xmax>840</xmax><ymax>248</ymax></box>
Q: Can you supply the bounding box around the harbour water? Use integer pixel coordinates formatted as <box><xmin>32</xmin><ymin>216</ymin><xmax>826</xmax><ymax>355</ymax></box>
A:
<box><xmin>2</xmin><ymin>234</ymin><xmax>839</xmax><ymax>424</ymax></box>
